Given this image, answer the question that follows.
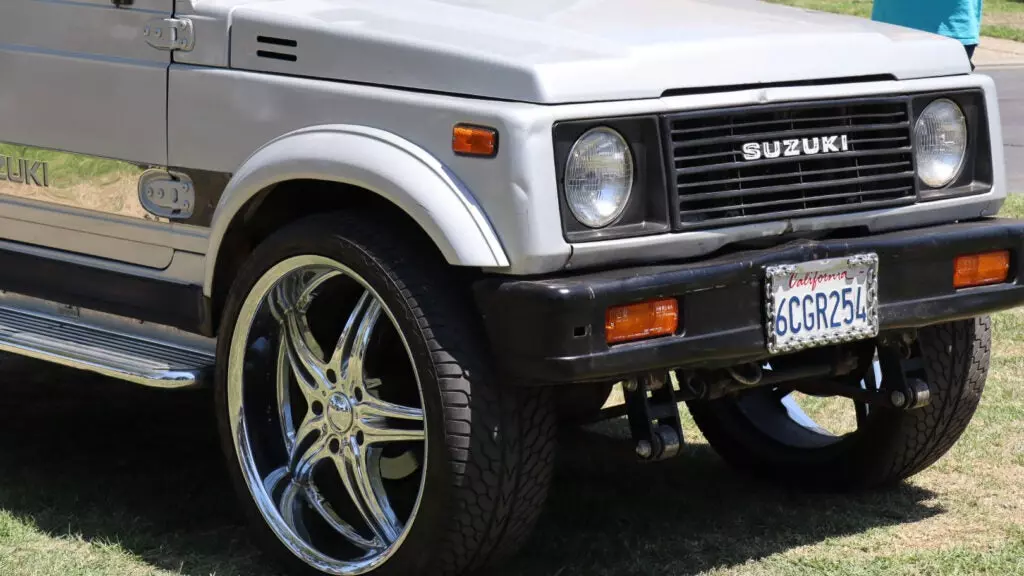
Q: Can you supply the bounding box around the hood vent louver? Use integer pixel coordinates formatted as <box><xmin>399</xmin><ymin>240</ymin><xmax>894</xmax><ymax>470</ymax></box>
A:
<box><xmin>256</xmin><ymin>35</ymin><xmax>297</xmax><ymax>62</ymax></box>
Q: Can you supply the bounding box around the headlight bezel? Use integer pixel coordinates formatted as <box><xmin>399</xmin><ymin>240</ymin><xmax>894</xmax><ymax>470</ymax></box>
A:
<box><xmin>912</xmin><ymin>90</ymin><xmax>992</xmax><ymax>201</ymax></box>
<box><xmin>553</xmin><ymin>116</ymin><xmax>670</xmax><ymax>242</ymax></box>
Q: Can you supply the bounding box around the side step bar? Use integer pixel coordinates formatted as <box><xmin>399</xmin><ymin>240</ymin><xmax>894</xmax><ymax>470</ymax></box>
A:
<box><xmin>0</xmin><ymin>305</ymin><xmax>215</xmax><ymax>388</ymax></box>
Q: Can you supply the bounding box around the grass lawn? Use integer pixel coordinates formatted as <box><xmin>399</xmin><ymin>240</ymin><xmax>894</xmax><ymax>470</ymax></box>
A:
<box><xmin>767</xmin><ymin>0</ymin><xmax>1024</xmax><ymax>43</ymax></box>
<box><xmin>0</xmin><ymin>199</ymin><xmax>1023</xmax><ymax>575</ymax></box>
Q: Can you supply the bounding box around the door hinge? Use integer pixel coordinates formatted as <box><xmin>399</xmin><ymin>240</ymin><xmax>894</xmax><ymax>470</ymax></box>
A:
<box><xmin>143</xmin><ymin>18</ymin><xmax>195</xmax><ymax>52</ymax></box>
<box><xmin>139</xmin><ymin>170</ymin><xmax>196</xmax><ymax>220</ymax></box>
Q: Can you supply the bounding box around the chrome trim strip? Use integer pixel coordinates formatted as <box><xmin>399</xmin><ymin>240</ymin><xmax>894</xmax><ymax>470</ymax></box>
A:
<box><xmin>0</xmin><ymin>143</ymin><xmax>155</xmax><ymax>220</ymax></box>
<box><xmin>0</xmin><ymin>304</ymin><xmax>215</xmax><ymax>388</ymax></box>
<box><xmin>0</xmin><ymin>143</ymin><xmax>229</xmax><ymax>230</ymax></box>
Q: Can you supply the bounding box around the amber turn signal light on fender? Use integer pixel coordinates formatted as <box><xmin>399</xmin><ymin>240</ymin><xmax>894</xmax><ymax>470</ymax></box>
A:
<box><xmin>605</xmin><ymin>298</ymin><xmax>679</xmax><ymax>344</ymax></box>
<box><xmin>452</xmin><ymin>124</ymin><xmax>498</xmax><ymax>157</ymax></box>
<box><xmin>954</xmin><ymin>250</ymin><xmax>1011</xmax><ymax>289</ymax></box>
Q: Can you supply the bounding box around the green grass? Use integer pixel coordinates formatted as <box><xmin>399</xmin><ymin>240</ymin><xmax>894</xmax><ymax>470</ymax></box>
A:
<box><xmin>768</xmin><ymin>0</ymin><xmax>1024</xmax><ymax>43</ymax></box>
<box><xmin>984</xmin><ymin>24</ymin><xmax>1024</xmax><ymax>43</ymax></box>
<box><xmin>0</xmin><ymin>198</ymin><xmax>1020</xmax><ymax>575</ymax></box>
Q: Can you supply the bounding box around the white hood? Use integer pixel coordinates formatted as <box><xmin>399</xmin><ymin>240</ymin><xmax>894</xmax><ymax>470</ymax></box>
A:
<box><xmin>216</xmin><ymin>0</ymin><xmax>972</xmax><ymax>103</ymax></box>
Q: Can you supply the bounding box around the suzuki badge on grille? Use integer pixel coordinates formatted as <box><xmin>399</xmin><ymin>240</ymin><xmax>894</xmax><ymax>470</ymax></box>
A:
<box><xmin>742</xmin><ymin>135</ymin><xmax>849</xmax><ymax>161</ymax></box>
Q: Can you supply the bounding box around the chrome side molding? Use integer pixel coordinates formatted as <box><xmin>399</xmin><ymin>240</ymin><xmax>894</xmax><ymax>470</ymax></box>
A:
<box><xmin>0</xmin><ymin>305</ymin><xmax>214</xmax><ymax>388</ymax></box>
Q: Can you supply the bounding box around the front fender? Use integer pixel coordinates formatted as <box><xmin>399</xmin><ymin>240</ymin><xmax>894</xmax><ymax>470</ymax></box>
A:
<box><xmin>204</xmin><ymin>125</ymin><xmax>510</xmax><ymax>296</ymax></box>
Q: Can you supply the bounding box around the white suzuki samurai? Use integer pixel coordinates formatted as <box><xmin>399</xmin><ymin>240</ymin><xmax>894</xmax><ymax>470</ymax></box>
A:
<box><xmin>0</xmin><ymin>0</ymin><xmax>1017</xmax><ymax>574</ymax></box>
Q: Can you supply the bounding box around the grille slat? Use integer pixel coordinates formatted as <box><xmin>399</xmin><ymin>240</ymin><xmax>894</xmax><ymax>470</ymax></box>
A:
<box><xmin>848</xmin><ymin>136</ymin><xmax>910</xmax><ymax>146</ymax></box>
<box><xmin>665</xmin><ymin>97</ymin><xmax>917</xmax><ymax>229</ymax></box>
<box><xmin>669</xmin><ymin>111</ymin><xmax>907</xmax><ymax>137</ymax></box>
<box><xmin>673</xmin><ymin>122</ymin><xmax>911</xmax><ymax>150</ymax></box>
<box><xmin>673</xmin><ymin>140</ymin><xmax>908</xmax><ymax>170</ymax></box>
<box><xmin>676</xmin><ymin>149</ymin><xmax>740</xmax><ymax>163</ymax></box>
<box><xmin>676</xmin><ymin>196</ymin><xmax>914</xmax><ymax>229</ymax></box>
<box><xmin>677</xmin><ymin>171</ymin><xmax>916</xmax><ymax>204</ymax></box>
<box><xmin>679</xmin><ymin>186</ymin><xmax>914</xmax><ymax>218</ymax></box>
<box><xmin>677</xmin><ymin>148</ymin><xmax>911</xmax><ymax>176</ymax></box>
<box><xmin>678</xmin><ymin>161</ymin><xmax>911</xmax><ymax>191</ymax></box>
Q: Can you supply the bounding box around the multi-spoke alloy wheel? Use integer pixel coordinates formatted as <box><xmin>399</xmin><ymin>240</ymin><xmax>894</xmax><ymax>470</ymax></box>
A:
<box><xmin>229</xmin><ymin>256</ymin><xmax>427</xmax><ymax>573</ymax></box>
<box><xmin>688</xmin><ymin>318</ymin><xmax>991</xmax><ymax>491</ymax></box>
<box><xmin>215</xmin><ymin>213</ymin><xmax>557</xmax><ymax>576</ymax></box>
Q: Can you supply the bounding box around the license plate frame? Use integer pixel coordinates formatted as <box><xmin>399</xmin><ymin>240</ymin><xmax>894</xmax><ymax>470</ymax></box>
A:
<box><xmin>765</xmin><ymin>254</ymin><xmax>879</xmax><ymax>355</ymax></box>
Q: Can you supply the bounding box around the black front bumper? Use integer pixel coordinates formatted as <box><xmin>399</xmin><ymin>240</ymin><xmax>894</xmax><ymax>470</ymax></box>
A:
<box><xmin>474</xmin><ymin>218</ymin><xmax>1024</xmax><ymax>385</ymax></box>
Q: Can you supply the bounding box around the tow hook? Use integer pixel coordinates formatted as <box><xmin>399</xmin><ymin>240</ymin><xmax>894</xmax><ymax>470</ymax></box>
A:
<box><xmin>877</xmin><ymin>342</ymin><xmax>931</xmax><ymax>411</ymax></box>
<box><xmin>783</xmin><ymin>341</ymin><xmax>931</xmax><ymax>411</ymax></box>
<box><xmin>623</xmin><ymin>372</ymin><xmax>684</xmax><ymax>462</ymax></box>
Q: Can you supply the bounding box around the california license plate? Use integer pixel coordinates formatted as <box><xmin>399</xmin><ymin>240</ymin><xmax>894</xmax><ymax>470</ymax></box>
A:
<box><xmin>765</xmin><ymin>254</ymin><xmax>879</xmax><ymax>354</ymax></box>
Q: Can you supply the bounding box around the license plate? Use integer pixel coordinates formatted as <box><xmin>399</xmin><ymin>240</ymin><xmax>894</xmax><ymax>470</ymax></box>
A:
<box><xmin>765</xmin><ymin>254</ymin><xmax>879</xmax><ymax>354</ymax></box>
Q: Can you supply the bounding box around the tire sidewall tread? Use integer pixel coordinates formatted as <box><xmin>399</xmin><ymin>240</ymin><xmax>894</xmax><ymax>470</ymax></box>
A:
<box><xmin>214</xmin><ymin>211</ymin><xmax>555</xmax><ymax>576</ymax></box>
<box><xmin>688</xmin><ymin>318</ymin><xmax>991</xmax><ymax>491</ymax></box>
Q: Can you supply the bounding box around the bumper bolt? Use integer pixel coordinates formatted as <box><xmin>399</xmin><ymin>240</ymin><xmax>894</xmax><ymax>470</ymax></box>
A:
<box><xmin>636</xmin><ymin>440</ymin><xmax>652</xmax><ymax>459</ymax></box>
<box><xmin>890</xmin><ymin>390</ymin><xmax>907</xmax><ymax>408</ymax></box>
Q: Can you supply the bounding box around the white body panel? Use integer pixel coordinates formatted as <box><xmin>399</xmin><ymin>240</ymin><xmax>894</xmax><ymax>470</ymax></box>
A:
<box><xmin>0</xmin><ymin>0</ymin><xmax>1007</xmax><ymax>331</ymax></box>
<box><xmin>0</xmin><ymin>0</ymin><xmax>169</xmax><ymax>162</ymax></box>
<box><xmin>168</xmin><ymin>66</ymin><xmax>1005</xmax><ymax>293</ymax></box>
<box><xmin>0</xmin><ymin>0</ymin><xmax>181</xmax><ymax>271</ymax></box>
<box><xmin>203</xmin><ymin>124</ymin><xmax>511</xmax><ymax>291</ymax></box>
<box><xmin>215</xmin><ymin>0</ymin><xmax>970</xmax><ymax>103</ymax></box>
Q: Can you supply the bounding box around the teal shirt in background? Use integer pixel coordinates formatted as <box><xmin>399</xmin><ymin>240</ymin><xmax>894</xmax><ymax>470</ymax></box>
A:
<box><xmin>872</xmin><ymin>0</ymin><xmax>983</xmax><ymax>45</ymax></box>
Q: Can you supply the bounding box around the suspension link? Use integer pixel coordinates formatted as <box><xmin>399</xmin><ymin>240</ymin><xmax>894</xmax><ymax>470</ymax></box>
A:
<box><xmin>623</xmin><ymin>372</ymin><xmax>684</xmax><ymax>462</ymax></box>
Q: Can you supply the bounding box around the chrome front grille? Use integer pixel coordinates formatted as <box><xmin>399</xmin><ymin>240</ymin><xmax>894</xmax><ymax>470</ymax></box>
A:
<box><xmin>664</xmin><ymin>98</ymin><xmax>918</xmax><ymax>229</ymax></box>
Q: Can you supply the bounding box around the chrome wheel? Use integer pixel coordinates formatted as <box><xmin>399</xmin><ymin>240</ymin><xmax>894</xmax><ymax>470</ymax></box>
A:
<box><xmin>227</xmin><ymin>255</ymin><xmax>427</xmax><ymax>575</ymax></box>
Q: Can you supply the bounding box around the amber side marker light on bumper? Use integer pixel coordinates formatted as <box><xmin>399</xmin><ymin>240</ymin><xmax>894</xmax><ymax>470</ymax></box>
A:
<box><xmin>606</xmin><ymin>298</ymin><xmax>679</xmax><ymax>344</ymax></box>
<box><xmin>452</xmin><ymin>124</ymin><xmax>498</xmax><ymax>157</ymax></box>
<box><xmin>954</xmin><ymin>250</ymin><xmax>1011</xmax><ymax>289</ymax></box>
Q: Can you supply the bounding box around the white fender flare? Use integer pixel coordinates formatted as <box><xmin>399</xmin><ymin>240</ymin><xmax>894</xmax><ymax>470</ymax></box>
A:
<box><xmin>204</xmin><ymin>125</ymin><xmax>510</xmax><ymax>296</ymax></box>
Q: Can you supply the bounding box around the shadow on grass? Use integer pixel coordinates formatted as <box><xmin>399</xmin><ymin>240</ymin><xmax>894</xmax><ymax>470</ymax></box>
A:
<box><xmin>0</xmin><ymin>358</ymin><xmax>942</xmax><ymax>576</ymax></box>
<box><xmin>501</xmin><ymin>421</ymin><xmax>942</xmax><ymax>576</ymax></box>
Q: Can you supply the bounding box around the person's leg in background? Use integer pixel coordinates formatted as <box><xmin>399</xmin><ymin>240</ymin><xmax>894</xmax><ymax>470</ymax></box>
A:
<box><xmin>965</xmin><ymin>43</ymin><xmax>977</xmax><ymax>69</ymax></box>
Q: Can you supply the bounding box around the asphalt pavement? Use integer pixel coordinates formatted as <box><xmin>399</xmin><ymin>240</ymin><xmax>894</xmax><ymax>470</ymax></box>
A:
<box><xmin>985</xmin><ymin>67</ymin><xmax>1024</xmax><ymax>194</ymax></box>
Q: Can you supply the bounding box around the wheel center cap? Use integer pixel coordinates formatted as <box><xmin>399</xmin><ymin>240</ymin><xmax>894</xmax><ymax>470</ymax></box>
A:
<box><xmin>326</xmin><ymin>393</ymin><xmax>354</xmax><ymax>432</ymax></box>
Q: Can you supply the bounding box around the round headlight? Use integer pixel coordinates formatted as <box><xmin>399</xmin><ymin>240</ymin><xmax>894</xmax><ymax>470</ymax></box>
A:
<box><xmin>564</xmin><ymin>127</ymin><xmax>634</xmax><ymax>228</ymax></box>
<box><xmin>915</xmin><ymin>99</ymin><xmax>968</xmax><ymax>189</ymax></box>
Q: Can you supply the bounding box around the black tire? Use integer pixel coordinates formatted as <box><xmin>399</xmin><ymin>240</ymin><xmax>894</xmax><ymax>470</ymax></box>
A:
<box><xmin>214</xmin><ymin>211</ymin><xmax>557</xmax><ymax>575</ymax></box>
<box><xmin>688</xmin><ymin>317</ymin><xmax>990</xmax><ymax>490</ymax></box>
